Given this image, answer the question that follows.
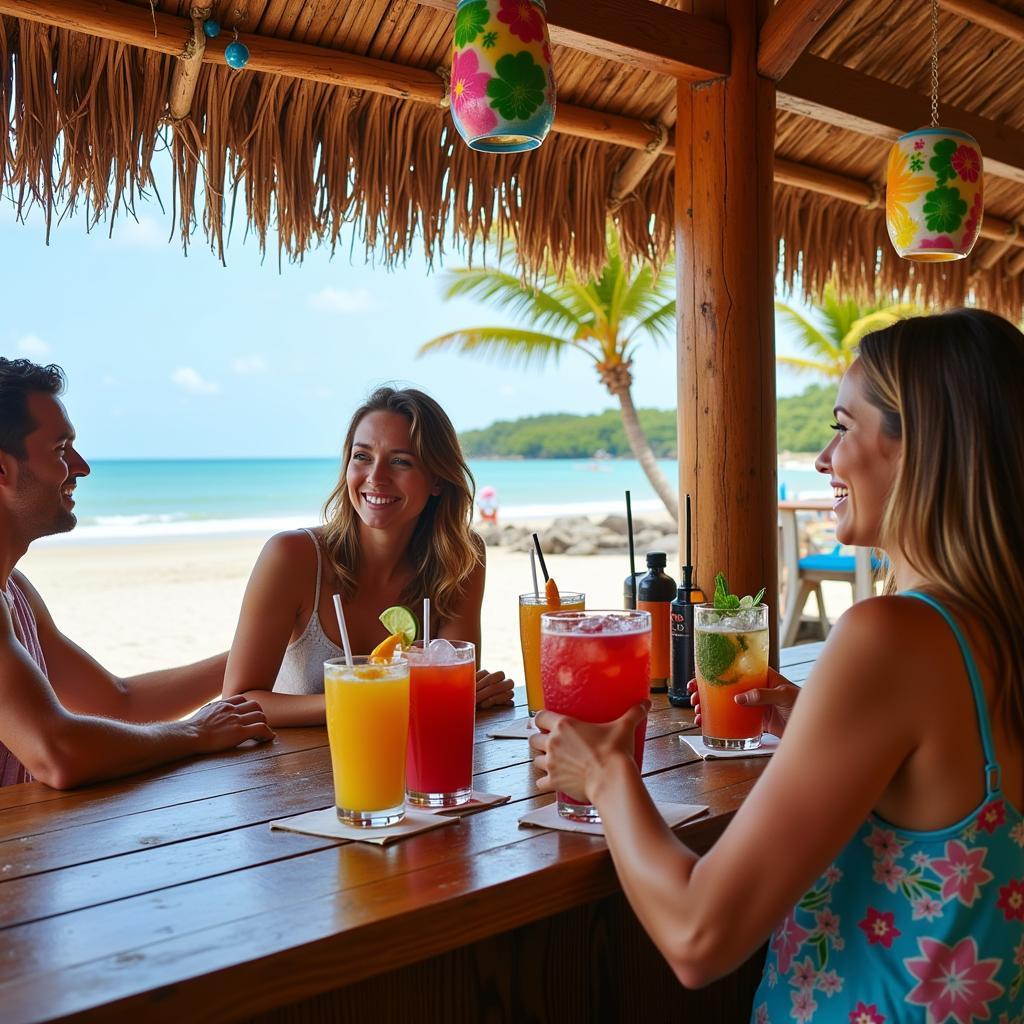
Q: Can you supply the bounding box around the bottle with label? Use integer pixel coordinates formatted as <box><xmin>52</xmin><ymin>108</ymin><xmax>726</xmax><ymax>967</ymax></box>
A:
<box><xmin>637</xmin><ymin>551</ymin><xmax>676</xmax><ymax>693</ymax></box>
<box><xmin>669</xmin><ymin>574</ymin><xmax>705</xmax><ymax>708</ymax></box>
<box><xmin>623</xmin><ymin>571</ymin><xmax>645</xmax><ymax>610</ymax></box>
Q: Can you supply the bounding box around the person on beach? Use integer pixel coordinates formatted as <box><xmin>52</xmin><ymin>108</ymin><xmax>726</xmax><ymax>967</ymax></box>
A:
<box><xmin>223</xmin><ymin>386</ymin><xmax>514</xmax><ymax>725</ymax></box>
<box><xmin>530</xmin><ymin>310</ymin><xmax>1024</xmax><ymax>1021</ymax></box>
<box><xmin>0</xmin><ymin>358</ymin><xmax>274</xmax><ymax>790</ymax></box>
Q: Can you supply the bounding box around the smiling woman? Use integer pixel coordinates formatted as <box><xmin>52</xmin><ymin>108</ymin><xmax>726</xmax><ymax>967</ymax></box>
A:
<box><xmin>222</xmin><ymin>386</ymin><xmax>515</xmax><ymax>726</ymax></box>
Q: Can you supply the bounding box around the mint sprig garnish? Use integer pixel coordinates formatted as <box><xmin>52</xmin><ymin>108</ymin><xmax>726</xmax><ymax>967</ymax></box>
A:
<box><xmin>713</xmin><ymin>572</ymin><xmax>765</xmax><ymax>611</ymax></box>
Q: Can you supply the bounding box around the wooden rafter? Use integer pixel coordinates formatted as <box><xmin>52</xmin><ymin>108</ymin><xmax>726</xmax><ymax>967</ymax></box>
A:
<box><xmin>777</xmin><ymin>55</ymin><xmax>1024</xmax><ymax>185</ymax></box>
<box><xmin>938</xmin><ymin>0</ymin><xmax>1024</xmax><ymax>44</ymax></box>
<box><xmin>410</xmin><ymin>0</ymin><xmax>730</xmax><ymax>82</ymax></box>
<box><xmin>168</xmin><ymin>3</ymin><xmax>210</xmax><ymax>121</ymax></box>
<box><xmin>757</xmin><ymin>0</ymin><xmax>847</xmax><ymax>80</ymax></box>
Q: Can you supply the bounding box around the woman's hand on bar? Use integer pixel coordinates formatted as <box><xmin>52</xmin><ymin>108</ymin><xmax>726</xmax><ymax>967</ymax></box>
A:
<box><xmin>687</xmin><ymin>667</ymin><xmax>799</xmax><ymax>737</ymax></box>
<box><xmin>475</xmin><ymin>668</ymin><xmax>515</xmax><ymax>708</ymax></box>
<box><xmin>529</xmin><ymin>703</ymin><xmax>649</xmax><ymax>803</ymax></box>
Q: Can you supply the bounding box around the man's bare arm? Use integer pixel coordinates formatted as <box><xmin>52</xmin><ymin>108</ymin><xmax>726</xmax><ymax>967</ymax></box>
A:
<box><xmin>0</xmin><ymin>600</ymin><xmax>273</xmax><ymax>789</ymax></box>
<box><xmin>13</xmin><ymin>572</ymin><xmax>225</xmax><ymax>721</ymax></box>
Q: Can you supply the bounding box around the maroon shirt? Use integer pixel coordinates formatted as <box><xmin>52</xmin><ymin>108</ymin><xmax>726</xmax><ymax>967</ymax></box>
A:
<box><xmin>1</xmin><ymin>575</ymin><xmax>46</xmax><ymax>786</ymax></box>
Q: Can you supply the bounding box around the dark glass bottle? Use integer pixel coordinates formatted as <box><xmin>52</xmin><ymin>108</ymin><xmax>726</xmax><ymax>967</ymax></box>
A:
<box><xmin>637</xmin><ymin>551</ymin><xmax>676</xmax><ymax>693</ymax></box>
<box><xmin>669</xmin><ymin>573</ymin><xmax>704</xmax><ymax>708</ymax></box>
<box><xmin>623</xmin><ymin>571</ymin><xmax>645</xmax><ymax>610</ymax></box>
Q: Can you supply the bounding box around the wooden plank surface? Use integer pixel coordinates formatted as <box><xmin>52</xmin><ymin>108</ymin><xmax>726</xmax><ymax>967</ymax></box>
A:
<box><xmin>0</xmin><ymin>648</ymin><xmax>819</xmax><ymax>1023</ymax></box>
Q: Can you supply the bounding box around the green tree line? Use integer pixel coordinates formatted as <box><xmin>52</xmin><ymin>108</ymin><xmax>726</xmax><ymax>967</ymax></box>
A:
<box><xmin>459</xmin><ymin>384</ymin><xmax>838</xmax><ymax>458</ymax></box>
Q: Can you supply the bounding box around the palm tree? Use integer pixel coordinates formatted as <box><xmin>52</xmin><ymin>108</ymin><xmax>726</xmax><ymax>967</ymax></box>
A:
<box><xmin>776</xmin><ymin>283</ymin><xmax>919</xmax><ymax>381</ymax></box>
<box><xmin>418</xmin><ymin>229</ymin><xmax>679</xmax><ymax>520</ymax></box>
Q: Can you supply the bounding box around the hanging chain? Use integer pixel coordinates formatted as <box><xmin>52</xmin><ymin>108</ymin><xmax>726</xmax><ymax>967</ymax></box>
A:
<box><xmin>930</xmin><ymin>0</ymin><xmax>940</xmax><ymax>128</ymax></box>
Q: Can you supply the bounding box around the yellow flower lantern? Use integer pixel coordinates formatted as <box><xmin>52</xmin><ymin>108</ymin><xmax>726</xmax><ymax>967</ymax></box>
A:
<box><xmin>886</xmin><ymin>129</ymin><xmax>984</xmax><ymax>262</ymax></box>
<box><xmin>885</xmin><ymin>0</ymin><xmax>983</xmax><ymax>262</ymax></box>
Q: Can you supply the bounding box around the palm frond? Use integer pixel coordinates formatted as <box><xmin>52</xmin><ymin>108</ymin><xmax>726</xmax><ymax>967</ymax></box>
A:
<box><xmin>443</xmin><ymin>269</ymin><xmax>586</xmax><ymax>336</ymax></box>
<box><xmin>417</xmin><ymin>328</ymin><xmax>575</xmax><ymax>371</ymax></box>
<box><xmin>775</xmin><ymin>301</ymin><xmax>841</xmax><ymax>362</ymax></box>
<box><xmin>841</xmin><ymin>305</ymin><xmax>920</xmax><ymax>349</ymax></box>
<box><xmin>633</xmin><ymin>299</ymin><xmax>676</xmax><ymax>341</ymax></box>
<box><xmin>776</xmin><ymin>355</ymin><xmax>844</xmax><ymax>379</ymax></box>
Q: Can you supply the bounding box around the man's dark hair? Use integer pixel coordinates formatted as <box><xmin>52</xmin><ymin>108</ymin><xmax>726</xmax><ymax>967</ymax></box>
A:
<box><xmin>0</xmin><ymin>358</ymin><xmax>66</xmax><ymax>458</ymax></box>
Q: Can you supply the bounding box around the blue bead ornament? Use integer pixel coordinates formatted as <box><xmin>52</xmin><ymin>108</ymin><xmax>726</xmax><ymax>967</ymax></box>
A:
<box><xmin>202</xmin><ymin>18</ymin><xmax>220</xmax><ymax>38</ymax></box>
<box><xmin>224</xmin><ymin>40</ymin><xmax>250</xmax><ymax>69</ymax></box>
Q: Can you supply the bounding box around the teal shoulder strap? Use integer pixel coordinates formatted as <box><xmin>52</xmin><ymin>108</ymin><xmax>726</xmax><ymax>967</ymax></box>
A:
<box><xmin>903</xmin><ymin>590</ymin><xmax>1001</xmax><ymax>794</ymax></box>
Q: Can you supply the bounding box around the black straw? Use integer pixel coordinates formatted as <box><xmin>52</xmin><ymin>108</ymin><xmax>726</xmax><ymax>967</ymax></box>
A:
<box><xmin>531</xmin><ymin>533</ymin><xmax>550</xmax><ymax>583</ymax></box>
<box><xmin>682</xmin><ymin>493</ymin><xmax>693</xmax><ymax>591</ymax></box>
<box><xmin>625</xmin><ymin>489</ymin><xmax>636</xmax><ymax>584</ymax></box>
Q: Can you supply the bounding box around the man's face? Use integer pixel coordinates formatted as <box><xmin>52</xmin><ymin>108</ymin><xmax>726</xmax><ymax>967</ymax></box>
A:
<box><xmin>3</xmin><ymin>393</ymin><xmax>90</xmax><ymax>540</ymax></box>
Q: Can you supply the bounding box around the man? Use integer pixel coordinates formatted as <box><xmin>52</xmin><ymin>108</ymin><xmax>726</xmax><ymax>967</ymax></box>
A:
<box><xmin>0</xmin><ymin>357</ymin><xmax>273</xmax><ymax>788</ymax></box>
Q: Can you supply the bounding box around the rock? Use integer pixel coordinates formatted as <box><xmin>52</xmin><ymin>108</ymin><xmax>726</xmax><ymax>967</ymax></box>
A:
<box><xmin>597</xmin><ymin>535</ymin><xmax>629</xmax><ymax>552</ymax></box>
<box><xmin>475</xmin><ymin>524</ymin><xmax>503</xmax><ymax>547</ymax></box>
<box><xmin>541</xmin><ymin>530</ymin><xmax>573</xmax><ymax>555</ymax></box>
<box><xmin>550</xmin><ymin>515</ymin><xmax>602</xmax><ymax>539</ymax></box>
<box><xmin>598</xmin><ymin>514</ymin><xmax>628</xmax><ymax>534</ymax></box>
<box><xmin>565</xmin><ymin>540</ymin><xmax>599</xmax><ymax>556</ymax></box>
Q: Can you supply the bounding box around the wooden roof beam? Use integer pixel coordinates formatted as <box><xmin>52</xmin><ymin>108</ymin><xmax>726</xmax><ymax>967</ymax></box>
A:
<box><xmin>410</xmin><ymin>0</ymin><xmax>730</xmax><ymax>82</ymax></box>
<box><xmin>938</xmin><ymin>0</ymin><xmax>1024</xmax><ymax>45</ymax></box>
<box><xmin>758</xmin><ymin>0</ymin><xmax>848</xmax><ymax>80</ymax></box>
<box><xmin>778</xmin><ymin>54</ymin><xmax>1024</xmax><ymax>185</ymax></box>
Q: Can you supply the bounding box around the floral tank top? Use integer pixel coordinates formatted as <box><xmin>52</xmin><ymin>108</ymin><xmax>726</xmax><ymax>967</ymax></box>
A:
<box><xmin>751</xmin><ymin>592</ymin><xmax>1023</xmax><ymax>1024</ymax></box>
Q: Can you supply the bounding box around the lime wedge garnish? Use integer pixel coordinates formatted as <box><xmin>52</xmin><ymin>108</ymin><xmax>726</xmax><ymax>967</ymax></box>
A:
<box><xmin>379</xmin><ymin>605</ymin><xmax>418</xmax><ymax>646</ymax></box>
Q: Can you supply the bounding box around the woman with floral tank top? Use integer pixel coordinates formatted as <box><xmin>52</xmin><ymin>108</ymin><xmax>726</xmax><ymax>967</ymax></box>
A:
<box><xmin>529</xmin><ymin>309</ymin><xmax>1024</xmax><ymax>1022</ymax></box>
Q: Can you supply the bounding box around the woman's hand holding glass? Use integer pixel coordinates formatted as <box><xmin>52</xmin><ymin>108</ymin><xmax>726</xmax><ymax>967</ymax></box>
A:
<box><xmin>687</xmin><ymin>666</ymin><xmax>799</xmax><ymax>738</ymax></box>
<box><xmin>529</xmin><ymin>703</ymin><xmax>650</xmax><ymax>804</ymax></box>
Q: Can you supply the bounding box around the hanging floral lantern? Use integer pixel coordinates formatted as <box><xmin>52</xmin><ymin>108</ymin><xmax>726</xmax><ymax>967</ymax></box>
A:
<box><xmin>885</xmin><ymin>0</ymin><xmax>983</xmax><ymax>261</ymax></box>
<box><xmin>450</xmin><ymin>0</ymin><xmax>556</xmax><ymax>153</ymax></box>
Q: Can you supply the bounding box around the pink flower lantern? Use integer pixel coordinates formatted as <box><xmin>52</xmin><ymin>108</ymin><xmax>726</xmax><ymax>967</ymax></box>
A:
<box><xmin>450</xmin><ymin>0</ymin><xmax>556</xmax><ymax>153</ymax></box>
<box><xmin>885</xmin><ymin>0</ymin><xmax>983</xmax><ymax>261</ymax></box>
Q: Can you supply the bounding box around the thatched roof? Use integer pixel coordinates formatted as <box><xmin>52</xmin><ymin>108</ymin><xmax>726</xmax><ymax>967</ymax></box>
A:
<box><xmin>2</xmin><ymin>0</ymin><xmax>1024</xmax><ymax>316</ymax></box>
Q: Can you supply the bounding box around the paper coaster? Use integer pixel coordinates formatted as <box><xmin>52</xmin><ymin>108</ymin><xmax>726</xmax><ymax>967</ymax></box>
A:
<box><xmin>486</xmin><ymin>716</ymin><xmax>538</xmax><ymax>740</ymax></box>
<box><xmin>417</xmin><ymin>791</ymin><xmax>512</xmax><ymax>816</ymax></box>
<box><xmin>518</xmin><ymin>800</ymin><xmax>707</xmax><ymax>836</ymax></box>
<box><xmin>270</xmin><ymin>806</ymin><xmax>459</xmax><ymax>845</ymax></box>
<box><xmin>679</xmin><ymin>733</ymin><xmax>779</xmax><ymax>759</ymax></box>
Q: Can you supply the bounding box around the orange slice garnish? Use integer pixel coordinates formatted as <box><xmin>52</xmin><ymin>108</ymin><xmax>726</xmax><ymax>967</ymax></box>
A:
<box><xmin>369</xmin><ymin>632</ymin><xmax>404</xmax><ymax>663</ymax></box>
<box><xmin>545</xmin><ymin>577</ymin><xmax>561</xmax><ymax>609</ymax></box>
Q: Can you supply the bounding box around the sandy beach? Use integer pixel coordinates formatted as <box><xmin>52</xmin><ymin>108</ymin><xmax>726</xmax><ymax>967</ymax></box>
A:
<box><xmin>18</xmin><ymin>529</ymin><xmax>854</xmax><ymax>682</ymax></box>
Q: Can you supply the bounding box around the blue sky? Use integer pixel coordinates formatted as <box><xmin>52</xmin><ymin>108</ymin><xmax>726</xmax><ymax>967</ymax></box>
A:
<box><xmin>0</xmin><ymin>163</ymin><xmax>812</xmax><ymax>459</ymax></box>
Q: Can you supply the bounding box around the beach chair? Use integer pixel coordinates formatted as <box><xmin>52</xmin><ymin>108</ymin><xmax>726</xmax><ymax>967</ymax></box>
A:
<box><xmin>778</xmin><ymin>501</ymin><xmax>881</xmax><ymax>646</ymax></box>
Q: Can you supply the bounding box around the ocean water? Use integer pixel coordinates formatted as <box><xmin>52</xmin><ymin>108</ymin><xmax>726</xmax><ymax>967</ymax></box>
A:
<box><xmin>50</xmin><ymin>457</ymin><xmax>829</xmax><ymax>543</ymax></box>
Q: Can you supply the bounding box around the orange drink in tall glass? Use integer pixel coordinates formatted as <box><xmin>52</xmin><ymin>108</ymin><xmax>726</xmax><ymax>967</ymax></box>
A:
<box><xmin>519</xmin><ymin>591</ymin><xmax>584</xmax><ymax>715</ymax></box>
<box><xmin>406</xmin><ymin>640</ymin><xmax>477</xmax><ymax>807</ymax></box>
<box><xmin>694</xmin><ymin>603</ymin><xmax>769</xmax><ymax>750</ymax></box>
<box><xmin>540</xmin><ymin>610</ymin><xmax>651</xmax><ymax>822</ymax></box>
<box><xmin>324</xmin><ymin>655</ymin><xmax>410</xmax><ymax>827</ymax></box>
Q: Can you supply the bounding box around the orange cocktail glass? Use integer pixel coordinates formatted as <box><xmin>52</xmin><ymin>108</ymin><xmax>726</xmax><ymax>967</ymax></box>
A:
<box><xmin>406</xmin><ymin>640</ymin><xmax>477</xmax><ymax>807</ymax></box>
<box><xmin>540</xmin><ymin>610</ymin><xmax>651</xmax><ymax>822</ymax></box>
<box><xmin>519</xmin><ymin>591</ymin><xmax>585</xmax><ymax>715</ymax></box>
<box><xmin>693</xmin><ymin>603</ymin><xmax>769</xmax><ymax>750</ymax></box>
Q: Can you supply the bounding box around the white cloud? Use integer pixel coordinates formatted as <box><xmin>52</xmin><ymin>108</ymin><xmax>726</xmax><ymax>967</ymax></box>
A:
<box><xmin>171</xmin><ymin>367</ymin><xmax>220</xmax><ymax>395</ymax></box>
<box><xmin>308</xmin><ymin>286</ymin><xmax>378</xmax><ymax>314</ymax></box>
<box><xmin>16</xmin><ymin>335</ymin><xmax>50</xmax><ymax>357</ymax></box>
<box><xmin>231</xmin><ymin>354</ymin><xmax>269</xmax><ymax>375</ymax></box>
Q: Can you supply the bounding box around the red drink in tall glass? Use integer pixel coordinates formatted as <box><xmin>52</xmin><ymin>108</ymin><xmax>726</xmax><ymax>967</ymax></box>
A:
<box><xmin>540</xmin><ymin>610</ymin><xmax>651</xmax><ymax>822</ymax></box>
<box><xmin>406</xmin><ymin>640</ymin><xmax>477</xmax><ymax>807</ymax></box>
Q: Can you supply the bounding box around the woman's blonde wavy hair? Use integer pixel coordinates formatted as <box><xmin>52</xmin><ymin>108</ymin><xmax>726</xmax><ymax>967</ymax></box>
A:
<box><xmin>321</xmin><ymin>387</ymin><xmax>480</xmax><ymax>623</ymax></box>
<box><xmin>858</xmin><ymin>309</ymin><xmax>1024</xmax><ymax>741</ymax></box>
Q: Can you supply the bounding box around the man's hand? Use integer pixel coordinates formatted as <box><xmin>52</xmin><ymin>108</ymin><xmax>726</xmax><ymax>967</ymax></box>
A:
<box><xmin>187</xmin><ymin>695</ymin><xmax>275</xmax><ymax>754</ymax></box>
<box><xmin>475</xmin><ymin>668</ymin><xmax>515</xmax><ymax>708</ymax></box>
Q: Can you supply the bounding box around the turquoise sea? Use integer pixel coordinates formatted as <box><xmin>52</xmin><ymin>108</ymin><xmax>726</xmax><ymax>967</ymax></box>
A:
<box><xmin>53</xmin><ymin>458</ymin><xmax>829</xmax><ymax>543</ymax></box>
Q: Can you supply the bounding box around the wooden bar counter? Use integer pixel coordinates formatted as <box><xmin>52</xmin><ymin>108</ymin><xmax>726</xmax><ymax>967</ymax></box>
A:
<box><xmin>0</xmin><ymin>645</ymin><xmax>823</xmax><ymax>1024</ymax></box>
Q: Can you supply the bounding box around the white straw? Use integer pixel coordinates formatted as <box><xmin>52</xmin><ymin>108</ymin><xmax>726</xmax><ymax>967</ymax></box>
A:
<box><xmin>529</xmin><ymin>548</ymin><xmax>540</xmax><ymax>598</ymax></box>
<box><xmin>422</xmin><ymin>597</ymin><xmax>431</xmax><ymax>646</ymax></box>
<box><xmin>332</xmin><ymin>593</ymin><xmax>353</xmax><ymax>666</ymax></box>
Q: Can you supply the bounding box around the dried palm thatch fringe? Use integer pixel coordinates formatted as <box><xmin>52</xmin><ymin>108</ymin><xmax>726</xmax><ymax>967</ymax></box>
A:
<box><xmin>2</xmin><ymin>15</ymin><xmax>1022</xmax><ymax>318</ymax></box>
<box><xmin>776</xmin><ymin>188</ymin><xmax>1024</xmax><ymax>316</ymax></box>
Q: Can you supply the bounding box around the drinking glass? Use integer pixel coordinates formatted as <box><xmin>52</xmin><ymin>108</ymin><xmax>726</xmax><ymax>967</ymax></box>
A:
<box><xmin>406</xmin><ymin>640</ymin><xmax>477</xmax><ymax>807</ymax></box>
<box><xmin>693</xmin><ymin>603</ymin><xmax>769</xmax><ymax>750</ymax></box>
<box><xmin>519</xmin><ymin>590</ymin><xmax>585</xmax><ymax>715</ymax></box>
<box><xmin>324</xmin><ymin>655</ymin><xmax>410</xmax><ymax>827</ymax></box>
<box><xmin>540</xmin><ymin>610</ymin><xmax>651</xmax><ymax>822</ymax></box>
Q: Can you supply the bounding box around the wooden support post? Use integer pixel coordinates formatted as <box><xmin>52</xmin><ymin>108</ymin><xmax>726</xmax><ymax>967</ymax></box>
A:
<box><xmin>168</xmin><ymin>4</ymin><xmax>210</xmax><ymax>121</ymax></box>
<box><xmin>677</xmin><ymin>0</ymin><xmax>778</xmax><ymax>660</ymax></box>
